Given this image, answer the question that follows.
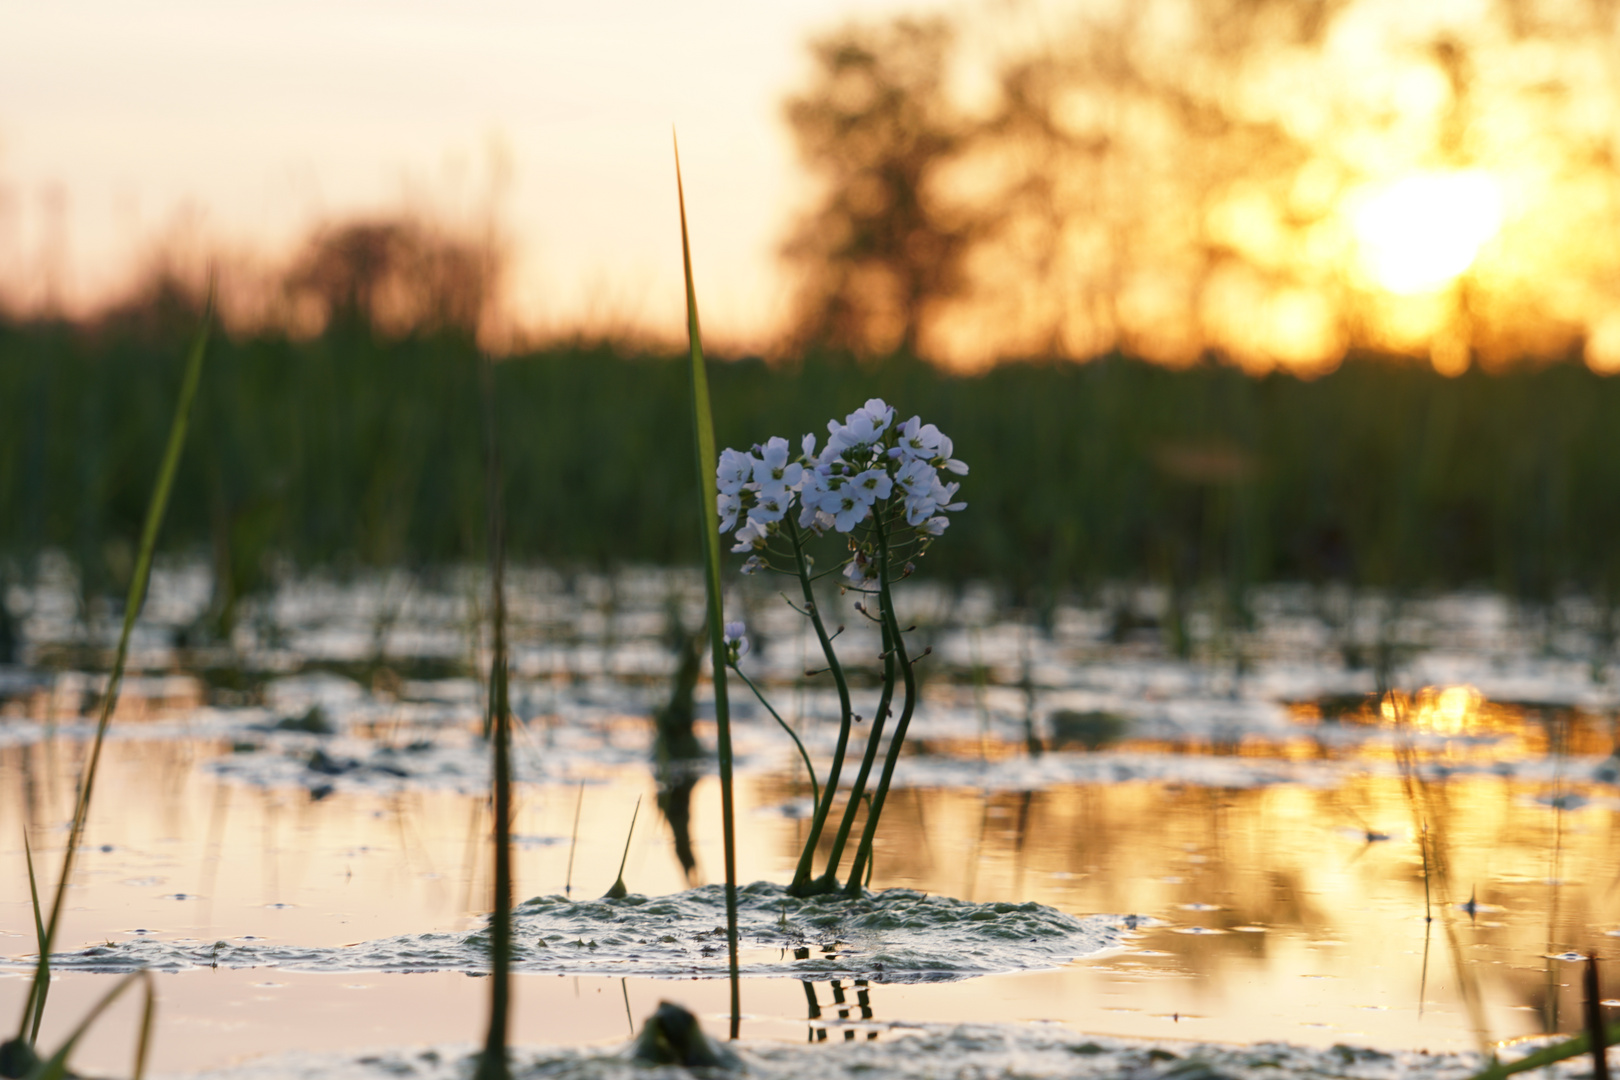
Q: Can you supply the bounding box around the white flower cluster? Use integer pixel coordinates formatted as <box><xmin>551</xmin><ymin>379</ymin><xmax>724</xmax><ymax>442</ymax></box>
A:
<box><xmin>716</xmin><ymin>398</ymin><xmax>966</xmax><ymax>578</ymax></box>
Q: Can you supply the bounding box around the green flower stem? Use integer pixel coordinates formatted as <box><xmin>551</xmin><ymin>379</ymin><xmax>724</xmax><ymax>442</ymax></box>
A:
<box><xmin>819</xmin><ymin>518</ymin><xmax>899</xmax><ymax>886</ymax></box>
<box><xmin>785</xmin><ymin>514</ymin><xmax>856</xmax><ymax>896</ymax></box>
<box><xmin>845</xmin><ymin>510</ymin><xmax>917</xmax><ymax>896</ymax></box>
<box><xmin>730</xmin><ymin>663</ymin><xmax>821</xmax><ymax>810</ymax></box>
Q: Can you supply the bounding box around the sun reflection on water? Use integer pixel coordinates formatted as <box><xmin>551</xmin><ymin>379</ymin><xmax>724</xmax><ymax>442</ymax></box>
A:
<box><xmin>1382</xmin><ymin>684</ymin><xmax>1485</xmax><ymax>735</ymax></box>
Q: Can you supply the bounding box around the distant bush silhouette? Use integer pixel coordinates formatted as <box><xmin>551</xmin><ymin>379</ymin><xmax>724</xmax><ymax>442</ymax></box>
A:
<box><xmin>286</xmin><ymin>218</ymin><xmax>496</xmax><ymax>340</ymax></box>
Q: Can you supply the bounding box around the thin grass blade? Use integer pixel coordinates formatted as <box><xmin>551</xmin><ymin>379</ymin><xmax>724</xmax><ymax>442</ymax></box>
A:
<box><xmin>473</xmin><ymin>355</ymin><xmax>513</xmax><ymax>1080</ymax></box>
<box><xmin>674</xmin><ymin>133</ymin><xmax>740</xmax><ymax>1038</ymax></box>
<box><xmin>1466</xmin><ymin>1021</ymin><xmax>1620</xmax><ymax>1080</ymax></box>
<box><xmin>33</xmin><ymin>969</ymin><xmax>155</xmax><ymax>1080</ymax></box>
<box><xmin>21</xmin><ymin>291</ymin><xmax>211</xmax><ymax>1045</ymax></box>
<box><xmin>21</xmin><ymin>831</ymin><xmax>47</xmax><ymax>1044</ymax></box>
<box><xmin>565</xmin><ymin>781</ymin><xmax>584</xmax><ymax>897</ymax></box>
<box><xmin>604</xmin><ymin>795</ymin><xmax>643</xmax><ymax>899</ymax></box>
<box><xmin>133</xmin><ymin>970</ymin><xmax>156</xmax><ymax>1080</ymax></box>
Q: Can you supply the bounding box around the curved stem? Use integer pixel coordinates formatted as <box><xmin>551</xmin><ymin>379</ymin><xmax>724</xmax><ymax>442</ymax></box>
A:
<box><xmin>731</xmin><ymin>664</ymin><xmax>821</xmax><ymax>810</ymax></box>
<box><xmin>820</xmin><ymin>519</ymin><xmax>898</xmax><ymax>885</ymax></box>
<box><xmin>845</xmin><ymin>516</ymin><xmax>917</xmax><ymax>896</ymax></box>
<box><xmin>785</xmin><ymin>515</ymin><xmax>856</xmax><ymax>894</ymax></box>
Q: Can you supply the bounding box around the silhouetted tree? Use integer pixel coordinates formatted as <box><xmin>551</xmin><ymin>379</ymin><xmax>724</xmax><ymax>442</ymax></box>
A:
<box><xmin>285</xmin><ymin>219</ymin><xmax>496</xmax><ymax>340</ymax></box>
<box><xmin>783</xmin><ymin>0</ymin><xmax>1620</xmax><ymax>372</ymax></box>
<box><xmin>782</xmin><ymin>18</ymin><xmax>980</xmax><ymax>358</ymax></box>
<box><xmin>953</xmin><ymin>0</ymin><xmax>1333</xmax><ymax>368</ymax></box>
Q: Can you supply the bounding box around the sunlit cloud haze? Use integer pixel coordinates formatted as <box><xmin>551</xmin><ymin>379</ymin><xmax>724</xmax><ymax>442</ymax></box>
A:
<box><xmin>5</xmin><ymin>0</ymin><xmax>1620</xmax><ymax>371</ymax></box>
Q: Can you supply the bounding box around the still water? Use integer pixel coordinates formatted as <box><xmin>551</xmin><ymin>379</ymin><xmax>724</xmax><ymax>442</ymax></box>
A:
<box><xmin>1</xmin><ymin>566</ymin><xmax>1618</xmax><ymax>1073</ymax></box>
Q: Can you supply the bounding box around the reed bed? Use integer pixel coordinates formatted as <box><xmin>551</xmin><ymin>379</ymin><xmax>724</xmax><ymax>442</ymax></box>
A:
<box><xmin>4</xmin><ymin>315</ymin><xmax>1620</xmax><ymax>632</ymax></box>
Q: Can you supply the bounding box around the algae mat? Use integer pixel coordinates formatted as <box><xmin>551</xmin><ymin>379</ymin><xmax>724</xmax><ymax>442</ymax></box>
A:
<box><xmin>37</xmin><ymin>882</ymin><xmax>1148</xmax><ymax>983</ymax></box>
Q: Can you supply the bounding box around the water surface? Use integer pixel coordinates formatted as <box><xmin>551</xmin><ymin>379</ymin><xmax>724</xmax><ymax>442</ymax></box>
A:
<box><xmin>2</xmin><ymin>567</ymin><xmax>1618</xmax><ymax>1073</ymax></box>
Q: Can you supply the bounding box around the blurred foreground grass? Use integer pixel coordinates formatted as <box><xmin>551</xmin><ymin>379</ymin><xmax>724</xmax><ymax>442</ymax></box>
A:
<box><xmin>3</xmin><ymin>313</ymin><xmax>1618</xmax><ymax>639</ymax></box>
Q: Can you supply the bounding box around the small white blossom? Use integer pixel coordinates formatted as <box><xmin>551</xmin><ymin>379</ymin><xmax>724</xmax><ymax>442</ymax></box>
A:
<box><xmin>919</xmin><ymin>515</ymin><xmax>950</xmax><ymax>536</ymax></box>
<box><xmin>723</xmin><ymin>621</ymin><xmax>750</xmax><ymax>662</ymax></box>
<box><xmin>718</xmin><ymin>490</ymin><xmax>743</xmax><ymax>533</ymax></box>
<box><xmin>857</xmin><ymin>397</ymin><xmax>896</xmax><ymax>432</ymax></box>
<box><xmin>802</xmin><ymin>470</ymin><xmax>841</xmax><ymax>508</ymax></box>
<box><xmin>730</xmin><ymin>517</ymin><xmax>770</xmax><ymax>553</ymax></box>
<box><xmin>891</xmin><ymin>417</ymin><xmax>968</xmax><ymax>475</ymax></box>
<box><xmin>897</xmin><ymin>466</ymin><xmax>942</xmax><ymax>524</ymax></box>
<box><xmin>828</xmin><ymin>398</ymin><xmax>894</xmax><ymax>455</ymax></box>
<box><xmin>717</xmin><ymin>447</ymin><xmax>754</xmax><ymax>496</ymax></box>
<box><xmin>751</xmin><ymin>487</ymin><xmax>792</xmax><ymax>523</ymax></box>
<box><xmin>843</xmin><ymin>550</ymin><xmax>877</xmax><ymax>585</ymax></box>
<box><xmin>904</xmin><ymin>472</ymin><xmax>966</xmax><ymax>526</ymax></box>
<box><xmin>892</xmin><ymin>458</ymin><xmax>932</xmax><ymax>503</ymax></box>
<box><xmin>798</xmin><ymin>498</ymin><xmax>836</xmax><ymax>535</ymax></box>
<box><xmin>851</xmin><ymin>467</ymin><xmax>894</xmax><ymax>503</ymax></box>
<box><xmin>753</xmin><ymin>436</ymin><xmax>803</xmax><ymax>495</ymax></box>
<box><xmin>890</xmin><ymin>416</ymin><xmax>946</xmax><ymax>461</ymax></box>
<box><xmin>740</xmin><ymin>554</ymin><xmax>766</xmax><ymax>575</ymax></box>
<box><xmin>800</xmin><ymin>470</ymin><xmax>880</xmax><ymax>534</ymax></box>
<box><xmin>797</xmin><ymin>469</ymin><xmax>829</xmax><ymax>529</ymax></box>
<box><xmin>821</xmin><ymin>486</ymin><xmax>871</xmax><ymax>533</ymax></box>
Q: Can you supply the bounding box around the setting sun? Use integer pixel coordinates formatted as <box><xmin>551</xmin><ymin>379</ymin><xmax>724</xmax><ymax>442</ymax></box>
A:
<box><xmin>1348</xmin><ymin>171</ymin><xmax>1505</xmax><ymax>295</ymax></box>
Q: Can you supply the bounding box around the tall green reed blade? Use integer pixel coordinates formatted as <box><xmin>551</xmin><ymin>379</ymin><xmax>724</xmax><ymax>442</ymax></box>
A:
<box><xmin>17</xmin><ymin>293</ymin><xmax>211</xmax><ymax>1047</ymax></box>
<box><xmin>1467</xmin><ymin>1020</ymin><xmax>1620</xmax><ymax>1080</ymax></box>
<box><xmin>674</xmin><ymin>133</ymin><xmax>741</xmax><ymax>1038</ymax></box>
<box><xmin>29</xmin><ymin>969</ymin><xmax>157</xmax><ymax>1080</ymax></box>
<box><xmin>474</xmin><ymin>356</ymin><xmax>513</xmax><ymax>1080</ymax></box>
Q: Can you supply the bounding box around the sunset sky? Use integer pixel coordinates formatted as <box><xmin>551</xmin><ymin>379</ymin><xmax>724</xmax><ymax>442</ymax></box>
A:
<box><xmin>4</xmin><ymin>0</ymin><xmax>1617</xmax><ymax>369</ymax></box>
<box><xmin>0</xmin><ymin>0</ymin><xmax>943</xmax><ymax>350</ymax></box>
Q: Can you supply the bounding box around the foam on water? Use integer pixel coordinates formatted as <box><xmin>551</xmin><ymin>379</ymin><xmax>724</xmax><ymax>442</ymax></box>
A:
<box><xmin>35</xmin><ymin>883</ymin><xmax>1148</xmax><ymax>983</ymax></box>
<box><xmin>881</xmin><ymin>746</ymin><xmax>1620</xmax><ymax>793</ymax></box>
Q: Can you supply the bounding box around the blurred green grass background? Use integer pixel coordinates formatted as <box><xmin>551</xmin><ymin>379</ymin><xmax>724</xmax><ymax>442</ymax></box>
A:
<box><xmin>4</xmin><ymin>307</ymin><xmax>1618</xmax><ymax>645</ymax></box>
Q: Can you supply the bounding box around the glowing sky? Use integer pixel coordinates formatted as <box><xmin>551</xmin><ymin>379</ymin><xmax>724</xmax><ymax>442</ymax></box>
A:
<box><xmin>0</xmin><ymin>0</ymin><xmax>946</xmax><ymax>349</ymax></box>
<box><xmin>6</xmin><ymin>0</ymin><xmax>1615</xmax><ymax>371</ymax></box>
